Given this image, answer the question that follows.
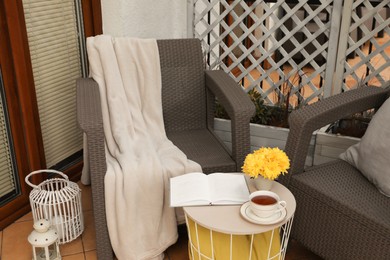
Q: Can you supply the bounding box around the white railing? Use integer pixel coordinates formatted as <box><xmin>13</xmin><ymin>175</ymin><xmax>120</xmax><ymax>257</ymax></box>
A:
<box><xmin>190</xmin><ymin>0</ymin><xmax>390</xmax><ymax>106</ymax></box>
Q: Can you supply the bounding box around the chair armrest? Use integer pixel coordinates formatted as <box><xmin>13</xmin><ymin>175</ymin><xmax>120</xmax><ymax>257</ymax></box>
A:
<box><xmin>281</xmin><ymin>86</ymin><xmax>389</xmax><ymax>186</ymax></box>
<box><xmin>76</xmin><ymin>78</ymin><xmax>103</xmax><ymax>134</ymax></box>
<box><xmin>205</xmin><ymin>70</ymin><xmax>256</xmax><ymax>170</ymax></box>
<box><xmin>76</xmin><ymin>78</ymin><xmax>114</xmax><ymax>259</ymax></box>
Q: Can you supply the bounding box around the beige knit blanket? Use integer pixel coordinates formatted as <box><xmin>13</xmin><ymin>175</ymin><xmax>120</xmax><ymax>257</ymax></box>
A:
<box><xmin>86</xmin><ymin>35</ymin><xmax>201</xmax><ymax>260</ymax></box>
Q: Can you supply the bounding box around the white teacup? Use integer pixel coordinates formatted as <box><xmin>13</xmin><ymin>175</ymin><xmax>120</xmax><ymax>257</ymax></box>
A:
<box><xmin>249</xmin><ymin>190</ymin><xmax>287</xmax><ymax>219</ymax></box>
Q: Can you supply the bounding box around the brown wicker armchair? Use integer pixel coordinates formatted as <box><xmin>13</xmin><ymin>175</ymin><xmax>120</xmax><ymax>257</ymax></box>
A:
<box><xmin>279</xmin><ymin>86</ymin><xmax>390</xmax><ymax>260</ymax></box>
<box><xmin>76</xmin><ymin>38</ymin><xmax>255</xmax><ymax>260</ymax></box>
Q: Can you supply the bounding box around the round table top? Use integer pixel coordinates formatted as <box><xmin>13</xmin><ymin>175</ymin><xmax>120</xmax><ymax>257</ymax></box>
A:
<box><xmin>184</xmin><ymin>177</ymin><xmax>296</xmax><ymax>235</ymax></box>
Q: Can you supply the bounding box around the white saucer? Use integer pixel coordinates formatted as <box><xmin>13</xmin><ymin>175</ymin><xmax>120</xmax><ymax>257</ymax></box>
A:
<box><xmin>240</xmin><ymin>201</ymin><xmax>287</xmax><ymax>225</ymax></box>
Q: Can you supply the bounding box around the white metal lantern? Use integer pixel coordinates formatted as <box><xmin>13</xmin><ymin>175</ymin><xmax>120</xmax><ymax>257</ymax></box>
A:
<box><xmin>28</xmin><ymin>219</ymin><xmax>61</xmax><ymax>260</ymax></box>
<box><xmin>25</xmin><ymin>169</ymin><xmax>84</xmax><ymax>244</ymax></box>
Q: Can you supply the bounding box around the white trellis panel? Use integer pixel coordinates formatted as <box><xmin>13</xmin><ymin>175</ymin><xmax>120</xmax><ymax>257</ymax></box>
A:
<box><xmin>192</xmin><ymin>0</ymin><xmax>390</xmax><ymax>105</ymax></box>
<box><xmin>333</xmin><ymin>0</ymin><xmax>390</xmax><ymax>95</ymax></box>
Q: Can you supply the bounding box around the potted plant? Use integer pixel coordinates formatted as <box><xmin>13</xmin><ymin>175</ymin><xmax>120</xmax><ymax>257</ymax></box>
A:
<box><xmin>214</xmin><ymin>73</ymin><xmax>316</xmax><ymax>167</ymax></box>
<box><xmin>242</xmin><ymin>147</ymin><xmax>290</xmax><ymax>190</ymax></box>
<box><xmin>313</xmin><ymin>83</ymin><xmax>374</xmax><ymax>165</ymax></box>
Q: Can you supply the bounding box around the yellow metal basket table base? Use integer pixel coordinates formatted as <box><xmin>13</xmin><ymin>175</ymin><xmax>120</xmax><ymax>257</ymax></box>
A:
<box><xmin>184</xmin><ymin>177</ymin><xmax>296</xmax><ymax>260</ymax></box>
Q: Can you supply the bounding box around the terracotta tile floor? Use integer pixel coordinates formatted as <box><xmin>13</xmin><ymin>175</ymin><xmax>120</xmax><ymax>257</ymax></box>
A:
<box><xmin>0</xmin><ymin>182</ymin><xmax>96</xmax><ymax>260</ymax></box>
<box><xmin>0</xmin><ymin>182</ymin><xmax>322</xmax><ymax>260</ymax></box>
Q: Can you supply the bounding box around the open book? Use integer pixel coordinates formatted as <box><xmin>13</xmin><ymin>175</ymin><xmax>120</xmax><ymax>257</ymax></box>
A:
<box><xmin>170</xmin><ymin>172</ymin><xmax>250</xmax><ymax>206</ymax></box>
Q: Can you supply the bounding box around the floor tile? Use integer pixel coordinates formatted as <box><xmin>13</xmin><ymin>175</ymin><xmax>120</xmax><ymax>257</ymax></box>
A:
<box><xmin>15</xmin><ymin>212</ymin><xmax>33</xmax><ymax>223</ymax></box>
<box><xmin>79</xmin><ymin>182</ymin><xmax>93</xmax><ymax>212</ymax></box>
<box><xmin>85</xmin><ymin>250</ymin><xmax>97</xmax><ymax>260</ymax></box>
<box><xmin>2</xmin><ymin>220</ymin><xmax>34</xmax><ymax>260</ymax></box>
<box><xmin>62</xmin><ymin>252</ymin><xmax>85</xmax><ymax>260</ymax></box>
<box><xmin>81</xmin><ymin>211</ymin><xmax>96</xmax><ymax>251</ymax></box>
<box><xmin>0</xmin><ymin>178</ymin><xmax>323</xmax><ymax>260</ymax></box>
<box><xmin>166</xmin><ymin>225</ymin><xmax>189</xmax><ymax>260</ymax></box>
<box><xmin>60</xmin><ymin>236</ymin><xmax>84</xmax><ymax>256</ymax></box>
<box><xmin>285</xmin><ymin>240</ymin><xmax>323</xmax><ymax>260</ymax></box>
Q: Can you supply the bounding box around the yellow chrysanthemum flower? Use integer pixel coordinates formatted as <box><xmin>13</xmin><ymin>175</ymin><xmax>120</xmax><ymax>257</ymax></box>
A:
<box><xmin>242</xmin><ymin>147</ymin><xmax>290</xmax><ymax>180</ymax></box>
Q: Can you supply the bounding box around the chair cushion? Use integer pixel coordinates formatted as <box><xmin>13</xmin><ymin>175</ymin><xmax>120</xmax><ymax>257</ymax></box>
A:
<box><xmin>291</xmin><ymin>160</ymin><xmax>390</xmax><ymax>237</ymax></box>
<box><xmin>167</xmin><ymin>129</ymin><xmax>236</xmax><ymax>174</ymax></box>
<box><xmin>339</xmin><ymin>97</ymin><xmax>390</xmax><ymax>196</ymax></box>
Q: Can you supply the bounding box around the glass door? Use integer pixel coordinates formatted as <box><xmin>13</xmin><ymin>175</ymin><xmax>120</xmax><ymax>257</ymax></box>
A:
<box><xmin>0</xmin><ymin>71</ymin><xmax>20</xmax><ymax>206</ymax></box>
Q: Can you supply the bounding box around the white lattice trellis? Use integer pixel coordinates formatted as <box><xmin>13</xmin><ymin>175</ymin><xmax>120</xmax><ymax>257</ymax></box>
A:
<box><xmin>191</xmin><ymin>0</ymin><xmax>390</xmax><ymax>106</ymax></box>
<box><xmin>333</xmin><ymin>0</ymin><xmax>390</xmax><ymax>94</ymax></box>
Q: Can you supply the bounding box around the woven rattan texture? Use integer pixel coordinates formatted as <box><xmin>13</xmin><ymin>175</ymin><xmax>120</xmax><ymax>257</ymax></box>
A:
<box><xmin>77</xmin><ymin>39</ymin><xmax>254</xmax><ymax>259</ymax></box>
<box><xmin>282</xmin><ymin>86</ymin><xmax>389</xmax><ymax>181</ymax></box>
<box><xmin>293</xmin><ymin>187</ymin><xmax>390</xmax><ymax>260</ymax></box>
<box><xmin>279</xmin><ymin>86</ymin><xmax>390</xmax><ymax>260</ymax></box>
<box><xmin>293</xmin><ymin>160</ymin><xmax>390</xmax><ymax>235</ymax></box>
<box><xmin>167</xmin><ymin>129</ymin><xmax>236</xmax><ymax>174</ymax></box>
<box><xmin>158</xmin><ymin>39</ymin><xmax>254</xmax><ymax>171</ymax></box>
<box><xmin>158</xmin><ymin>39</ymin><xmax>206</xmax><ymax>132</ymax></box>
<box><xmin>205</xmin><ymin>70</ymin><xmax>255</xmax><ymax>169</ymax></box>
<box><xmin>76</xmin><ymin>79</ymin><xmax>114</xmax><ymax>259</ymax></box>
<box><xmin>292</xmin><ymin>189</ymin><xmax>390</xmax><ymax>260</ymax></box>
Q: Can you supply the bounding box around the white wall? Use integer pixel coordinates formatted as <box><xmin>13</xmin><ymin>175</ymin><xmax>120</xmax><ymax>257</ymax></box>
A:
<box><xmin>101</xmin><ymin>0</ymin><xmax>189</xmax><ymax>39</ymax></box>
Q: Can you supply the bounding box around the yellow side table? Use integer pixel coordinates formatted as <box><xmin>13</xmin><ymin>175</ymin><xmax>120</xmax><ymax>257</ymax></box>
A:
<box><xmin>184</xmin><ymin>178</ymin><xmax>296</xmax><ymax>260</ymax></box>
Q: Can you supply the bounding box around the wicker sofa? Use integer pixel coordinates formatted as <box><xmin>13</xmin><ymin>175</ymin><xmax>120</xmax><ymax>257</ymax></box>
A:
<box><xmin>279</xmin><ymin>86</ymin><xmax>390</xmax><ymax>260</ymax></box>
<box><xmin>76</xmin><ymin>38</ymin><xmax>255</xmax><ymax>259</ymax></box>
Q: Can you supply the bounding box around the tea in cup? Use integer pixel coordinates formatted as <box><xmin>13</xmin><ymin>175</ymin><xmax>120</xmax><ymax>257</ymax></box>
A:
<box><xmin>249</xmin><ymin>190</ymin><xmax>286</xmax><ymax>219</ymax></box>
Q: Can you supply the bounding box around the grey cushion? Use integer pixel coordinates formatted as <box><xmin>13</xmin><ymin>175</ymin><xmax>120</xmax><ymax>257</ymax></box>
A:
<box><xmin>340</xmin><ymin>97</ymin><xmax>390</xmax><ymax>196</ymax></box>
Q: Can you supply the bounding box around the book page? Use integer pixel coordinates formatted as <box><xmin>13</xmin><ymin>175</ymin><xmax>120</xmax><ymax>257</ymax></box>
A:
<box><xmin>208</xmin><ymin>173</ymin><xmax>250</xmax><ymax>204</ymax></box>
<box><xmin>170</xmin><ymin>172</ymin><xmax>211</xmax><ymax>206</ymax></box>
